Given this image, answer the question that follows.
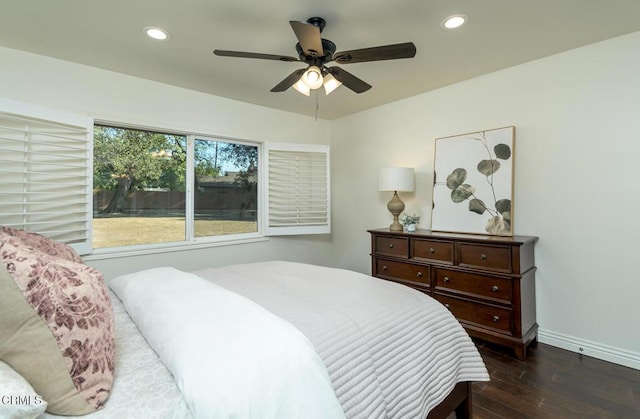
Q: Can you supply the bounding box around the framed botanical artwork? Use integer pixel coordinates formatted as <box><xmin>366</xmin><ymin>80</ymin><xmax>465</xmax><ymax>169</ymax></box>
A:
<box><xmin>431</xmin><ymin>126</ymin><xmax>515</xmax><ymax>236</ymax></box>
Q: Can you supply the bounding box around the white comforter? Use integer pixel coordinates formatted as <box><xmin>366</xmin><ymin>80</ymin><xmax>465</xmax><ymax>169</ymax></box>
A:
<box><xmin>193</xmin><ymin>261</ymin><xmax>490</xmax><ymax>418</ymax></box>
<box><xmin>42</xmin><ymin>290</ymin><xmax>192</xmax><ymax>419</ymax></box>
<box><xmin>109</xmin><ymin>267</ymin><xmax>345</xmax><ymax>419</ymax></box>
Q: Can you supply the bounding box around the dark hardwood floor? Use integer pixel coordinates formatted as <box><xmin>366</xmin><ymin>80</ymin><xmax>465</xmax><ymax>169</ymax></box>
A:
<box><xmin>469</xmin><ymin>340</ymin><xmax>640</xmax><ymax>418</ymax></box>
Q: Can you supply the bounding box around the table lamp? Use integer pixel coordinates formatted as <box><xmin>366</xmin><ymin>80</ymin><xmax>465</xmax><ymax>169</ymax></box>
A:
<box><xmin>378</xmin><ymin>167</ymin><xmax>415</xmax><ymax>231</ymax></box>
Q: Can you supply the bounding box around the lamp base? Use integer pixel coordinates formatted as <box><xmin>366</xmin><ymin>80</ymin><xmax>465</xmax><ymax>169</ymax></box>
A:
<box><xmin>387</xmin><ymin>191</ymin><xmax>405</xmax><ymax>232</ymax></box>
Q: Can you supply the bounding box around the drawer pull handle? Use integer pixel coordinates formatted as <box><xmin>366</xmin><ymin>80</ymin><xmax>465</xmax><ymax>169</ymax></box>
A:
<box><xmin>491</xmin><ymin>285</ymin><xmax>499</xmax><ymax>292</ymax></box>
<box><xmin>382</xmin><ymin>265</ymin><xmax>388</xmax><ymax>271</ymax></box>
<box><xmin>480</xmin><ymin>254</ymin><xmax>487</xmax><ymax>260</ymax></box>
<box><xmin>492</xmin><ymin>315</ymin><xmax>500</xmax><ymax>323</ymax></box>
<box><xmin>417</xmin><ymin>272</ymin><xmax>423</xmax><ymax>278</ymax></box>
<box><xmin>443</xmin><ymin>276</ymin><xmax>450</xmax><ymax>283</ymax></box>
<box><xmin>389</xmin><ymin>243</ymin><xmax>394</xmax><ymax>248</ymax></box>
<box><xmin>429</xmin><ymin>248</ymin><xmax>435</xmax><ymax>254</ymax></box>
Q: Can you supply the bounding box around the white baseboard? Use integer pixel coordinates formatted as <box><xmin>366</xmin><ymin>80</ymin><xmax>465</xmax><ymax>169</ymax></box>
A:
<box><xmin>538</xmin><ymin>328</ymin><xmax>640</xmax><ymax>370</ymax></box>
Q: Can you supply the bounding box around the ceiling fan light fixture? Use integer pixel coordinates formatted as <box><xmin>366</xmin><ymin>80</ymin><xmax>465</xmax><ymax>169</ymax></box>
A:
<box><xmin>215</xmin><ymin>17</ymin><xmax>417</xmax><ymax>96</ymax></box>
<box><xmin>293</xmin><ymin>79</ymin><xmax>311</xmax><ymax>96</ymax></box>
<box><xmin>442</xmin><ymin>14</ymin><xmax>468</xmax><ymax>30</ymax></box>
<box><xmin>323</xmin><ymin>73</ymin><xmax>342</xmax><ymax>95</ymax></box>
<box><xmin>302</xmin><ymin>66</ymin><xmax>324</xmax><ymax>89</ymax></box>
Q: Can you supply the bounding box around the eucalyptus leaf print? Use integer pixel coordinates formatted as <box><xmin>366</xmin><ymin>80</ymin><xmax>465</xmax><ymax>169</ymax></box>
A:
<box><xmin>445</xmin><ymin>130</ymin><xmax>511</xmax><ymax>234</ymax></box>
<box><xmin>494</xmin><ymin>143</ymin><xmax>511</xmax><ymax>160</ymax></box>
<box><xmin>469</xmin><ymin>198</ymin><xmax>486</xmax><ymax>215</ymax></box>
<box><xmin>432</xmin><ymin>127</ymin><xmax>515</xmax><ymax>236</ymax></box>
<box><xmin>446</xmin><ymin>168</ymin><xmax>467</xmax><ymax>189</ymax></box>
<box><xmin>477</xmin><ymin>159</ymin><xmax>500</xmax><ymax>176</ymax></box>
<box><xmin>451</xmin><ymin>184</ymin><xmax>475</xmax><ymax>203</ymax></box>
<box><xmin>486</xmin><ymin>216</ymin><xmax>509</xmax><ymax>234</ymax></box>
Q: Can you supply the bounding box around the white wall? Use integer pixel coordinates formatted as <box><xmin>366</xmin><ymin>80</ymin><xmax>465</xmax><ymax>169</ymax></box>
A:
<box><xmin>331</xmin><ymin>31</ymin><xmax>640</xmax><ymax>368</ymax></box>
<box><xmin>0</xmin><ymin>46</ymin><xmax>335</xmax><ymax>277</ymax></box>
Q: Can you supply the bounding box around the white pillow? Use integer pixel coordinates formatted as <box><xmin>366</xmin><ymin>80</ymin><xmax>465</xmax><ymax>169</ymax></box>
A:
<box><xmin>0</xmin><ymin>360</ymin><xmax>48</xmax><ymax>419</ymax></box>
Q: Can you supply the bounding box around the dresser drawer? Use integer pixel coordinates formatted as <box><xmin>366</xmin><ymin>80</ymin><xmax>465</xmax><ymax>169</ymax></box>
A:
<box><xmin>434</xmin><ymin>268</ymin><xmax>512</xmax><ymax>304</ymax></box>
<box><xmin>375</xmin><ymin>258</ymin><xmax>429</xmax><ymax>285</ymax></box>
<box><xmin>412</xmin><ymin>239</ymin><xmax>454</xmax><ymax>264</ymax></box>
<box><xmin>457</xmin><ymin>243</ymin><xmax>512</xmax><ymax>272</ymax></box>
<box><xmin>374</xmin><ymin>236</ymin><xmax>409</xmax><ymax>258</ymax></box>
<box><xmin>436</xmin><ymin>294</ymin><xmax>513</xmax><ymax>335</ymax></box>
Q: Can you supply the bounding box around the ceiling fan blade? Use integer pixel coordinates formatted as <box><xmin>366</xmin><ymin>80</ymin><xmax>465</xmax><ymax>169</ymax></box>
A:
<box><xmin>289</xmin><ymin>21</ymin><xmax>324</xmax><ymax>57</ymax></box>
<box><xmin>270</xmin><ymin>68</ymin><xmax>307</xmax><ymax>92</ymax></box>
<box><xmin>214</xmin><ymin>49</ymin><xmax>299</xmax><ymax>62</ymax></box>
<box><xmin>326</xmin><ymin>66</ymin><xmax>372</xmax><ymax>93</ymax></box>
<box><xmin>333</xmin><ymin>42</ymin><xmax>416</xmax><ymax>64</ymax></box>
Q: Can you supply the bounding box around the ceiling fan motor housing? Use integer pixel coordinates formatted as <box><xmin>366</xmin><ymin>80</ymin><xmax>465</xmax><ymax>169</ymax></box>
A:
<box><xmin>306</xmin><ymin>17</ymin><xmax>326</xmax><ymax>32</ymax></box>
<box><xmin>296</xmin><ymin>39</ymin><xmax>336</xmax><ymax>64</ymax></box>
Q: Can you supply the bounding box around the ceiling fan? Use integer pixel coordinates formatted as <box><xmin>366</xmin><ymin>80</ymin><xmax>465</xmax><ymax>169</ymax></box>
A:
<box><xmin>213</xmin><ymin>17</ymin><xmax>417</xmax><ymax>96</ymax></box>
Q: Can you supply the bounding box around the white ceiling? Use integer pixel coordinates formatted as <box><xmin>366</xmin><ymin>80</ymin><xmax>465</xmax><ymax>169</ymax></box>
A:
<box><xmin>2</xmin><ymin>0</ymin><xmax>640</xmax><ymax>120</ymax></box>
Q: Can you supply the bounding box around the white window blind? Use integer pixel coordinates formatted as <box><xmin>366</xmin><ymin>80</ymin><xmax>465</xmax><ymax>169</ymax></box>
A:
<box><xmin>0</xmin><ymin>99</ymin><xmax>92</xmax><ymax>255</ymax></box>
<box><xmin>265</xmin><ymin>143</ymin><xmax>330</xmax><ymax>235</ymax></box>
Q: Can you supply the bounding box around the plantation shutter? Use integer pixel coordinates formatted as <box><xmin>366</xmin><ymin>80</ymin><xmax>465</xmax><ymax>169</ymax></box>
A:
<box><xmin>0</xmin><ymin>99</ymin><xmax>92</xmax><ymax>255</ymax></box>
<box><xmin>265</xmin><ymin>143</ymin><xmax>330</xmax><ymax>235</ymax></box>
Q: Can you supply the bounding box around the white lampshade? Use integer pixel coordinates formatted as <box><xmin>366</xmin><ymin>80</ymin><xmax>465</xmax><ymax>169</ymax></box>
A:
<box><xmin>293</xmin><ymin>79</ymin><xmax>311</xmax><ymax>96</ymax></box>
<box><xmin>323</xmin><ymin>73</ymin><xmax>342</xmax><ymax>95</ymax></box>
<box><xmin>378</xmin><ymin>167</ymin><xmax>415</xmax><ymax>192</ymax></box>
<box><xmin>301</xmin><ymin>66</ymin><xmax>324</xmax><ymax>89</ymax></box>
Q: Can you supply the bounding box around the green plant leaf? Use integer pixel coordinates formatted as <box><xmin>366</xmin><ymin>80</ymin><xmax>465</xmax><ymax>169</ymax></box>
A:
<box><xmin>469</xmin><ymin>198</ymin><xmax>486</xmax><ymax>214</ymax></box>
<box><xmin>451</xmin><ymin>184</ymin><xmax>475</xmax><ymax>203</ymax></box>
<box><xmin>495</xmin><ymin>199</ymin><xmax>511</xmax><ymax>213</ymax></box>
<box><xmin>446</xmin><ymin>168</ymin><xmax>467</xmax><ymax>190</ymax></box>
<box><xmin>400</xmin><ymin>213</ymin><xmax>420</xmax><ymax>225</ymax></box>
<box><xmin>477</xmin><ymin>159</ymin><xmax>500</xmax><ymax>176</ymax></box>
<box><xmin>494</xmin><ymin>144</ymin><xmax>511</xmax><ymax>160</ymax></box>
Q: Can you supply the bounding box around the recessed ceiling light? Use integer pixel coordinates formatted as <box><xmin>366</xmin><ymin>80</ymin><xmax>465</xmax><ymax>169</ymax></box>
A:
<box><xmin>144</xmin><ymin>27</ymin><xmax>170</xmax><ymax>41</ymax></box>
<box><xmin>442</xmin><ymin>14</ymin><xmax>468</xmax><ymax>30</ymax></box>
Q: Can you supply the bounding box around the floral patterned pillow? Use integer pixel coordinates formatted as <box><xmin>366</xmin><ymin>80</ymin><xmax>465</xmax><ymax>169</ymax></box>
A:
<box><xmin>1</xmin><ymin>226</ymin><xmax>82</xmax><ymax>263</ymax></box>
<box><xmin>0</xmin><ymin>233</ymin><xmax>114</xmax><ymax>415</ymax></box>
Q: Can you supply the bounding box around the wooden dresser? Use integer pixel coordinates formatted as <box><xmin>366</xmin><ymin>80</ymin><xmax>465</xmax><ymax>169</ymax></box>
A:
<box><xmin>368</xmin><ymin>228</ymin><xmax>538</xmax><ymax>359</ymax></box>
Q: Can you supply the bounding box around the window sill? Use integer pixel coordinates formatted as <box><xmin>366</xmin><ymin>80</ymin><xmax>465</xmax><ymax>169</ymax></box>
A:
<box><xmin>83</xmin><ymin>233</ymin><xmax>268</xmax><ymax>261</ymax></box>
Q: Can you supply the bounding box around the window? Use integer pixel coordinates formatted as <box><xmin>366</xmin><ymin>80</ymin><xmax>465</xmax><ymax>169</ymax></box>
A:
<box><xmin>0</xmin><ymin>98</ymin><xmax>329</xmax><ymax>256</ymax></box>
<box><xmin>93</xmin><ymin>125</ymin><xmax>188</xmax><ymax>248</ymax></box>
<box><xmin>93</xmin><ymin>125</ymin><xmax>258</xmax><ymax>249</ymax></box>
<box><xmin>193</xmin><ymin>137</ymin><xmax>258</xmax><ymax>238</ymax></box>
<box><xmin>0</xmin><ymin>99</ymin><xmax>92</xmax><ymax>255</ymax></box>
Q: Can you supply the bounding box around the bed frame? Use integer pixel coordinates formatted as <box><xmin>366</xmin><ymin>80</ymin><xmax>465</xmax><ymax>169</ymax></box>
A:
<box><xmin>427</xmin><ymin>381</ymin><xmax>472</xmax><ymax>419</ymax></box>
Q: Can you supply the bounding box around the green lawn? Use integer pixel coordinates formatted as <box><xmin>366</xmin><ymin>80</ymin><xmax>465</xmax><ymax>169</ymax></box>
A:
<box><xmin>92</xmin><ymin>217</ymin><xmax>257</xmax><ymax>248</ymax></box>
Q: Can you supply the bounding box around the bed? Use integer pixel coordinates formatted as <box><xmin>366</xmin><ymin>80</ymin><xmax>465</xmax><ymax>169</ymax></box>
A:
<box><xmin>190</xmin><ymin>261</ymin><xmax>489</xmax><ymax>418</ymax></box>
<box><xmin>1</xmin><ymin>228</ymin><xmax>489</xmax><ymax>418</ymax></box>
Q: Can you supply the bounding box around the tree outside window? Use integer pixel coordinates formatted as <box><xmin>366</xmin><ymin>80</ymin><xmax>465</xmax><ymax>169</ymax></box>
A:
<box><xmin>93</xmin><ymin>125</ymin><xmax>257</xmax><ymax>248</ymax></box>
